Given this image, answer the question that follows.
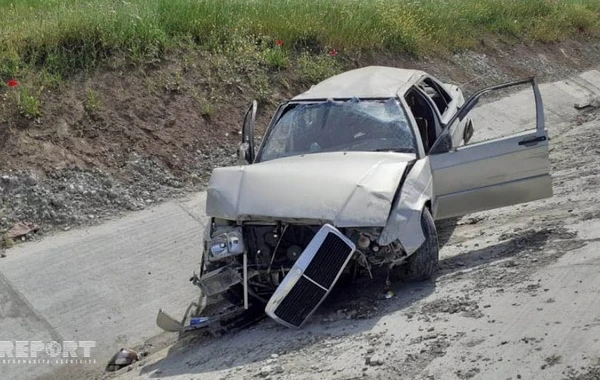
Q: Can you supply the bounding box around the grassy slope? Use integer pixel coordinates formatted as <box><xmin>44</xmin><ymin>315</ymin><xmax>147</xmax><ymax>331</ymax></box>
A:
<box><xmin>1</xmin><ymin>0</ymin><xmax>600</xmax><ymax>80</ymax></box>
<box><xmin>0</xmin><ymin>0</ymin><xmax>599</xmax><ymax>119</ymax></box>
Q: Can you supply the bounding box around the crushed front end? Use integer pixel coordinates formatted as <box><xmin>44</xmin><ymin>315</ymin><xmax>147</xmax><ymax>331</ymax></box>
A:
<box><xmin>187</xmin><ymin>217</ymin><xmax>409</xmax><ymax>329</ymax></box>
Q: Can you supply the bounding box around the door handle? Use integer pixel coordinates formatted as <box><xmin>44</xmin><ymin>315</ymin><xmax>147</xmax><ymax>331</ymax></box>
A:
<box><xmin>518</xmin><ymin>135</ymin><xmax>546</xmax><ymax>146</ymax></box>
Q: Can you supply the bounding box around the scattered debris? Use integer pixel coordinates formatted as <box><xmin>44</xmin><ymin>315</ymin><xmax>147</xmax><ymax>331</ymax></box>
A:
<box><xmin>421</xmin><ymin>297</ymin><xmax>483</xmax><ymax>318</ymax></box>
<box><xmin>541</xmin><ymin>354</ymin><xmax>562</xmax><ymax>369</ymax></box>
<box><xmin>105</xmin><ymin>348</ymin><xmax>140</xmax><ymax>372</ymax></box>
<box><xmin>6</xmin><ymin>221</ymin><xmax>39</xmax><ymax>239</ymax></box>
<box><xmin>458</xmin><ymin>216</ymin><xmax>484</xmax><ymax>225</ymax></box>
<box><xmin>574</xmin><ymin>96</ymin><xmax>600</xmax><ymax>110</ymax></box>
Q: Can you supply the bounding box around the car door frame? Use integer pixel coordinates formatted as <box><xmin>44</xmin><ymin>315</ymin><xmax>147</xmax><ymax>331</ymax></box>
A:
<box><xmin>406</xmin><ymin>77</ymin><xmax>469</xmax><ymax>152</ymax></box>
<box><xmin>239</xmin><ymin>100</ymin><xmax>258</xmax><ymax>163</ymax></box>
<box><xmin>417</xmin><ymin>76</ymin><xmax>457</xmax><ymax>123</ymax></box>
<box><xmin>428</xmin><ymin>77</ymin><xmax>552</xmax><ymax>220</ymax></box>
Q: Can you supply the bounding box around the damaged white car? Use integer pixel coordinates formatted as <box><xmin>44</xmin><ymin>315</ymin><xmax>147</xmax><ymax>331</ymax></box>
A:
<box><xmin>158</xmin><ymin>66</ymin><xmax>552</xmax><ymax>331</ymax></box>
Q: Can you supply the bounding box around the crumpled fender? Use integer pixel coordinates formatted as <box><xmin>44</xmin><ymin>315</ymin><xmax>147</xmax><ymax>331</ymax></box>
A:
<box><xmin>378</xmin><ymin>158</ymin><xmax>432</xmax><ymax>254</ymax></box>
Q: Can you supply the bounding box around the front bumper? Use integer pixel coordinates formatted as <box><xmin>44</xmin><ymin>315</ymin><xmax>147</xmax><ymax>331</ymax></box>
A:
<box><xmin>157</xmin><ymin>224</ymin><xmax>357</xmax><ymax>332</ymax></box>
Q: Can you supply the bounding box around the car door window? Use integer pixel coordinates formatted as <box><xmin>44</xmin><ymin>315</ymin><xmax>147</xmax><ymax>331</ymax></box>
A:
<box><xmin>418</xmin><ymin>78</ymin><xmax>452</xmax><ymax>116</ymax></box>
<box><xmin>430</xmin><ymin>79</ymin><xmax>539</xmax><ymax>155</ymax></box>
<box><xmin>405</xmin><ymin>88</ymin><xmax>441</xmax><ymax>153</ymax></box>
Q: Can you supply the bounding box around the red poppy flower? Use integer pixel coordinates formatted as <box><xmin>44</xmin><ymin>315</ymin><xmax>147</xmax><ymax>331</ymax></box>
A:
<box><xmin>329</xmin><ymin>49</ymin><xmax>338</xmax><ymax>57</ymax></box>
<box><xmin>7</xmin><ymin>79</ymin><xmax>19</xmax><ymax>88</ymax></box>
<box><xmin>276</xmin><ymin>39</ymin><xmax>284</xmax><ymax>47</ymax></box>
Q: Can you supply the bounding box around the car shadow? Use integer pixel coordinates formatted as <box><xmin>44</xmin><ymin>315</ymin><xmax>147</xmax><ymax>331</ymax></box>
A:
<box><xmin>438</xmin><ymin>227</ymin><xmax>552</xmax><ymax>275</ymax></box>
<box><xmin>135</xmin><ymin>229</ymin><xmax>550</xmax><ymax>378</ymax></box>
<box><xmin>435</xmin><ymin>217</ymin><xmax>460</xmax><ymax>248</ymax></box>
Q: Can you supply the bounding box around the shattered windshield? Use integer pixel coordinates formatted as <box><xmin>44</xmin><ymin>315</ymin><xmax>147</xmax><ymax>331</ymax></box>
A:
<box><xmin>257</xmin><ymin>98</ymin><xmax>416</xmax><ymax>162</ymax></box>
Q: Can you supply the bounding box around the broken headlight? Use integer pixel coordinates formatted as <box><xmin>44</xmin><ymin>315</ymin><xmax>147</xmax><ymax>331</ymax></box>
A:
<box><xmin>209</xmin><ymin>227</ymin><xmax>245</xmax><ymax>261</ymax></box>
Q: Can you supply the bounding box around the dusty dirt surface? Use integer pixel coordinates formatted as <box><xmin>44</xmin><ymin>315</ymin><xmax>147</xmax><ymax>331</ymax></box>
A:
<box><xmin>111</xmin><ymin>103</ymin><xmax>600</xmax><ymax>379</ymax></box>
<box><xmin>2</xmin><ymin>40</ymin><xmax>600</xmax><ymax>243</ymax></box>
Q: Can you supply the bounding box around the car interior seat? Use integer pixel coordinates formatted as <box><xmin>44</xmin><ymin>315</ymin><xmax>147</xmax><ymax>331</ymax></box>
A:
<box><xmin>407</xmin><ymin>92</ymin><xmax>430</xmax><ymax>152</ymax></box>
<box><xmin>415</xmin><ymin>117</ymin><xmax>430</xmax><ymax>152</ymax></box>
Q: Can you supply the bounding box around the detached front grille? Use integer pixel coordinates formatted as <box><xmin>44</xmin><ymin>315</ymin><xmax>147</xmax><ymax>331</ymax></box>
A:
<box><xmin>304</xmin><ymin>234</ymin><xmax>354</xmax><ymax>288</ymax></box>
<box><xmin>273</xmin><ymin>277</ymin><xmax>327</xmax><ymax>327</ymax></box>
<box><xmin>265</xmin><ymin>224</ymin><xmax>356</xmax><ymax>328</ymax></box>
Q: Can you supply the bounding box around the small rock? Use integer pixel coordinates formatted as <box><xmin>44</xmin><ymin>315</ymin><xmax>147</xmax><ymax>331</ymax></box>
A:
<box><xmin>368</xmin><ymin>354</ymin><xmax>384</xmax><ymax>366</ymax></box>
<box><xmin>260</xmin><ymin>365</ymin><xmax>273</xmax><ymax>377</ymax></box>
<box><xmin>270</xmin><ymin>354</ymin><xmax>279</xmax><ymax>359</ymax></box>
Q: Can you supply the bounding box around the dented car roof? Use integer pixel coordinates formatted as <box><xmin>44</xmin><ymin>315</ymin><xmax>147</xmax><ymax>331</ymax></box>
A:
<box><xmin>292</xmin><ymin>66</ymin><xmax>425</xmax><ymax>100</ymax></box>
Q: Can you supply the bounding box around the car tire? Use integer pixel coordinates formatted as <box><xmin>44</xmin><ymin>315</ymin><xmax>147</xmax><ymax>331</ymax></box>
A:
<box><xmin>406</xmin><ymin>208</ymin><xmax>439</xmax><ymax>281</ymax></box>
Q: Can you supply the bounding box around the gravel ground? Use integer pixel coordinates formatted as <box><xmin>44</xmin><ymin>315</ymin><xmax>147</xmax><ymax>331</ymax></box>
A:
<box><xmin>0</xmin><ymin>149</ymin><xmax>236</xmax><ymax>246</ymax></box>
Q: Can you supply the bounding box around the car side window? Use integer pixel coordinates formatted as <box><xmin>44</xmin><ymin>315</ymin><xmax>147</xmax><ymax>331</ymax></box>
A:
<box><xmin>418</xmin><ymin>78</ymin><xmax>452</xmax><ymax>117</ymax></box>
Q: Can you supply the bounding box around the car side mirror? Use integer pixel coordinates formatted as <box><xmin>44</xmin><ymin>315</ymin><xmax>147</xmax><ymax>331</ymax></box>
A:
<box><xmin>237</xmin><ymin>142</ymin><xmax>251</xmax><ymax>165</ymax></box>
<box><xmin>463</xmin><ymin>120</ymin><xmax>474</xmax><ymax>144</ymax></box>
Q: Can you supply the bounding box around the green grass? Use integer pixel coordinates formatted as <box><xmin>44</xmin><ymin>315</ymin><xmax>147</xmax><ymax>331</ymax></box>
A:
<box><xmin>16</xmin><ymin>88</ymin><xmax>41</xmax><ymax>119</ymax></box>
<box><xmin>1</xmin><ymin>0</ymin><xmax>600</xmax><ymax>78</ymax></box>
<box><xmin>85</xmin><ymin>89</ymin><xmax>102</xmax><ymax>112</ymax></box>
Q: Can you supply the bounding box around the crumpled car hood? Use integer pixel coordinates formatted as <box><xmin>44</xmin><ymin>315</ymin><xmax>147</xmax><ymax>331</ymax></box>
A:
<box><xmin>206</xmin><ymin>151</ymin><xmax>415</xmax><ymax>227</ymax></box>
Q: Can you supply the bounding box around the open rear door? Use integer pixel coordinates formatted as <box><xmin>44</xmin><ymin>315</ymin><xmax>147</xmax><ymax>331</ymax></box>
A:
<box><xmin>430</xmin><ymin>78</ymin><xmax>552</xmax><ymax>220</ymax></box>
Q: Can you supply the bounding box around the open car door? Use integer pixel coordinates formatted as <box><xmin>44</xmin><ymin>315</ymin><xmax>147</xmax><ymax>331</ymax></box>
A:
<box><xmin>238</xmin><ymin>100</ymin><xmax>258</xmax><ymax>164</ymax></box>
<box><xmin>430</xmin><ymin>78</ymin><xmax>552</xmax><ymax>220</ymax></box>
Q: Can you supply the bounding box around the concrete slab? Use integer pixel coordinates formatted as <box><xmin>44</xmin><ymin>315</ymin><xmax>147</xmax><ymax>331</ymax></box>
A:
<box><xmin>471</xmin><ymin>70</ymin><xmax>600</xmax><ymax>142</ymax></box>
<box><xmin>0</xmin><ymin>197</ymin><xmax>206</xmax><ymax>379</ymax></box>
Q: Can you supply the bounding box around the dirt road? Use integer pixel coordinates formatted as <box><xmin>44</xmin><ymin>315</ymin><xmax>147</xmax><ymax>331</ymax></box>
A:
<box><xmin>112</xmin><ymin>72</ymin><xmax>600</xmax><ymax>380</ymax></box>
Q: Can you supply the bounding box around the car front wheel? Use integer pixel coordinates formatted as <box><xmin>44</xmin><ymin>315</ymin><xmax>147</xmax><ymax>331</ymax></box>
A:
<box><xmin>406</xmin><ymin>207</ymin><xmax>439</xmax><ymax>281</ymax></box>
